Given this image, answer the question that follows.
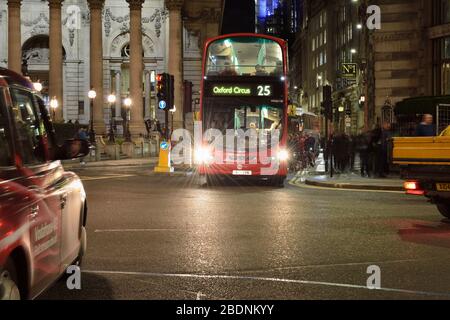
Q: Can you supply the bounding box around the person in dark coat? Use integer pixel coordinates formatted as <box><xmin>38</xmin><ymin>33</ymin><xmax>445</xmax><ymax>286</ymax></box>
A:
<box><xmin>370</xmin><ymin>125</ymin><xmax>382</xmax><ymax>176</ymax></box>
<box><xmin>356</xmin><ymin>131</ymin><xmax>371</xmax><ymax>177</ymax></box>
<box><xmin>378</xmin><ymin>122</ymin><xmax>393</xmax><ymax>178</ymax></box>
<box><xmin>415</xmin><ymin>114</ymin><xmax>435</xmax><ymax>137</ymax></box>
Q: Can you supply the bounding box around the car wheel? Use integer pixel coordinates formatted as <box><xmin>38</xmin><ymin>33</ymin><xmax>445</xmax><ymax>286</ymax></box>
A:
<box><xmin>436</xmin><ymin>203</ymin><xmax>450</xmax><ymax>219</ymax></box>
<box><xmin>0</xmin><ymin>259</ymin><xmax>21</xmax><ymax>300</ymax></box>
<box><xmin>74</xmin><ymin>226</ymin><xmax>87</xmax><ymax>267</ymax></box>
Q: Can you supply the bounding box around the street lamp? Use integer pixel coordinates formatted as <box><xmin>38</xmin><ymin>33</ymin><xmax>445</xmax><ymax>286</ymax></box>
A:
<box><xmin>124</xmin><ymin>97</ymin><xmax>132</xmax><ymax>142</ymax></box>
<box><xmin>50</xmin><ymin>97</ymin><xmax>58</xmax><ymax>121</ymax></box>
<box><xmin>107</xmin><ymin>94</ymin><xmax>116</xmax><ymax>143</ymax></box>
<box><xmin>33</xmin><ymin>81</ymin><xmax>43</xmax><ymax>93</ymax></box>
<box><xmin>88</xmin><ymin>89</ymin><xmax>97</xmax><ymax>145</ymax></box>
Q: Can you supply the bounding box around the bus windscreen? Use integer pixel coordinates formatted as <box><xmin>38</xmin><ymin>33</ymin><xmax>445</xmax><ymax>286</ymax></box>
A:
<box><xmin>206</xmin><ymin>37</ymin><xmax>284</xmax><ymax>77</ymax></box>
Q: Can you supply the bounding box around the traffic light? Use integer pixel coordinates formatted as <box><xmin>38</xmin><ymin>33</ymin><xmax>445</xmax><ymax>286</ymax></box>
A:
<box><xmin>156</xmin><ymin>73</ymin><xmax>170</xmax><ymax>109</ymax></box>
<box><xmin>156</xmin><ymin>73</ymin><xmax>175</xmax><ymax>110</ymax></box>
<box><xmin>156</xmin><ymin>73</ymin><xmax>165</xmax><ymax>101</ymax></box>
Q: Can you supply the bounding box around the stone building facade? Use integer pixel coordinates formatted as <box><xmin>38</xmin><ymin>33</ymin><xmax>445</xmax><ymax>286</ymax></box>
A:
<box><xmin>0</xmin><ymin>0</ymin><xmax>222</xmax><ymax>136</ymax></box>
<box><xmin>291</xmin><ymin>0</ymin><xmax>450</xmax><ymax>134</ymax></box>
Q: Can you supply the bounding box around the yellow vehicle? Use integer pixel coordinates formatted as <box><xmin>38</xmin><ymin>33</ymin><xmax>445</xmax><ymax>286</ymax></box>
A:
<box><xmin>393</xmin><ymin>135</ymin><xmax>450</xmax><ymax>218</ymax></box>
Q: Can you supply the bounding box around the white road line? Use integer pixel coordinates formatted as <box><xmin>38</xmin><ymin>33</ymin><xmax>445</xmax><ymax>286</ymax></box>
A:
<box><xmin>236</xmin><ymin>258</ymin><xmax>443</xmax><ymax>274</ymax></box>
<box><xmin>82</xmin><ymin>269</ymin><xmax>450</xmax><ymax>298</ymax></box>
<box><xmin>81</xmin><ymin>174</ymin><xmax>135</xmax><ymax>181</ymax></box>
<box><xmin>94</xmin><ymin>228</ymin><xmax>177</xmax><ymax>233</ymax></box>
<box><xmin>288</xmin><ymin>179</ymin><xmax>404</xmax><ymax>194</ymax></box>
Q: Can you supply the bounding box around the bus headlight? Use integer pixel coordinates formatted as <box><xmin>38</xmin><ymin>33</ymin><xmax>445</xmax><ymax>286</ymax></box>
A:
<box><xmin>195</xmin><ymin>147</ymin><xmax>214</xmax><ymax>164</ymax></box>
<box><xmin>277</xmin><ymin>149</ymin><xmax>289</xmax><ymax>161</ymax></box>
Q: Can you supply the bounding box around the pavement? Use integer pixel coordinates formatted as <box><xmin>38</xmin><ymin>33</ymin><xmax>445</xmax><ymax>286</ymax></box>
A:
<box><xmin>38</xmin><ymin>165</ymin><xmax>450</xmax><ymax>300</ymax></box>
<box><xmin>296</xmin><ymin>172</ymin><xmax>404</xmax><ymax>192</ymax></box>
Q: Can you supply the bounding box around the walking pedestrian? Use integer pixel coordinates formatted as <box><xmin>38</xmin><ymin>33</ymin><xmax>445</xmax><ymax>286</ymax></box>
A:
<box><xmin>356</xmin><ymin>131</ymin><xmax>371</xmax><ymax>177</ymax></box>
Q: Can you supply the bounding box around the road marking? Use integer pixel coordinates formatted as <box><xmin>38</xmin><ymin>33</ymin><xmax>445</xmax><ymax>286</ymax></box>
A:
<box><xmin>196</xmin><ymin>291</ymin><xmax>207</xmax><ymax>300</ymax></box>
<box><xmin>288</xmin><ymin>179</ymin><xmax>404</xmax><ymax>194</ymax></box>
<box><xmin>94</xmin><ymin>228</ymin><xmax>177</xmax><ymax>233</ymax></box>
<box><xmin>83</xmin><ymin>269</ymin><xmax>450</xmax><ymax>298</ymax></box>
<box><xmin>236</xmin><ymin>258</ymin><xmax>442</xmax><ymax>273</ymax></box>
<box><xmin>81</xmin><ymin>174</ymin><xmax>135</xmax><ymax>181</ymax></box>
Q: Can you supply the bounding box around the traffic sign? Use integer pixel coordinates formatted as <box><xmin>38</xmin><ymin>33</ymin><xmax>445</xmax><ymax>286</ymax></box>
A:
<box><xmin>159</xmin><ymin>100</ymin><xmax>167</xmax><ymax>110</ymax></box>
<box><xmin>341</xmin><ymin>63</ymin><xmax>358</xmax><ymax>78</ymax></box>
<box><xmin>160</xmin><ymin>141</ymin><xmax>169</xmax><ymax>150</ymax></box>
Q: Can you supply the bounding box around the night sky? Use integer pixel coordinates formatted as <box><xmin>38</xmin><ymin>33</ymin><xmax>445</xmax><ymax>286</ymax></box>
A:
<box><xmin>221</xmin><ymin>0</ymin><xmax>256</xmax><ymax>34</ymax></box>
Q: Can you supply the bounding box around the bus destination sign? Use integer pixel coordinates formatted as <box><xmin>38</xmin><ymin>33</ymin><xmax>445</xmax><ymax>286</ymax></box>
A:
<box><xmin>209</xmin><ymin>84</ymin><xmax>274</xmax><ymax>97</ymax></box>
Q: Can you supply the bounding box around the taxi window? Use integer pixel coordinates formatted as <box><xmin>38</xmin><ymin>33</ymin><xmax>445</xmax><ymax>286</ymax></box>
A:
<box><xmin>10</xmin><ymin>88</ymin><xmax>46</xmax><ymax>165</ymax></box>
<box><xmin>0</xmin><ymin>90</ymin><xmax>13</xmax><ymax>167</ymax></box>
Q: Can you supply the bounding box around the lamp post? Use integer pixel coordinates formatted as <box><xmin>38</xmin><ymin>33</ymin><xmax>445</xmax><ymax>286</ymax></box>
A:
<box><xmin>88</xmin><ymin>89</ymin><xmax>97</xmax><ymax>145</ymax></box>
<box><xmin>50</xmin><ymin>97</ymin><xmax>58</xmax><ymax>121</ymax></box>
<box><xmin>108</xmin><ymin>94</ymin><xmax>116</xmax><ymax>143</ymax></box>
<box><xmin>124</xmin><ymin>97</ymin><xmax>132</xmax><ymax>142</ymax></box>
<box><xmin>169</xmin><ymin>105</ymin><xmax>176</xmax><ymax>138</ymax></box>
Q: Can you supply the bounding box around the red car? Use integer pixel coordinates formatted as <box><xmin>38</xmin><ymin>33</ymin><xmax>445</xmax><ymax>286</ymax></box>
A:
<box><xmin>0</xmin><ymin>68</ymin><xmax>89</xmax><ymax>299</ymax></box>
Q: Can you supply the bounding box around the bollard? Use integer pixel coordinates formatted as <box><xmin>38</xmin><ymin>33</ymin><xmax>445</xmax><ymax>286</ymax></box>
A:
<box><xmin>114</xmin><ymin>144</ymin><xmax>120</xmax><ymax>160</ymax></box>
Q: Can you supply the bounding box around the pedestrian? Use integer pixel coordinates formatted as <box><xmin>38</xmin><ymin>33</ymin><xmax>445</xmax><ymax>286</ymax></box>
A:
<box><xmin>76</xmin><ymin>128</ymin><xmax>88</xmax><ymax>165</ymax></box>
<box><xmin>378</xmin><ymin>122</ymin><xmax>393</xmax><ymax>178</ymax></box>
<box><xmin>356</xmin><ymin>131</ymin><xmax>371</xmax><ymax>177</ymax></box>
<box><xmin>370</xmin><ymin>125</ymin><xmax>382</xmax><ymax>176</ymax></box>
<box><xmin>305</xmin><ymin>134</ymin><xmax>316</xmax><ymax>167</ymax></box>
<box><xmin>415</xmin><ymin>114</ymin><xmax>435</xmax><ymax>136</ymax></box>
<box><xmin>349</xmin><ymin>134</ymin><xmax>356</xmax><ymax>172</ymax></box>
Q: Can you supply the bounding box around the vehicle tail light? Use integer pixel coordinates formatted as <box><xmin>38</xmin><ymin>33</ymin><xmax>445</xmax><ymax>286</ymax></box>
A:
<box><xmin>404</xmin><ymin>181</ymin><xmax>424</xmax><ymax>195</ymax></box>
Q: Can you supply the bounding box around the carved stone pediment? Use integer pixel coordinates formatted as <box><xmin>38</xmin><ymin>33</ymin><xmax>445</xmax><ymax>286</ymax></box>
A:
<box><xmin>110</xmin><ymin>32</ymin><xmax>155</xmax><ymax>58</ymax></box>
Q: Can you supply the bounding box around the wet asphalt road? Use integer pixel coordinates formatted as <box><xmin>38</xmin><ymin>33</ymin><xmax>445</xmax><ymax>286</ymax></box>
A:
<box><xmin>40</xmin><ymin>165</ymin><xmax>450</xmax><ymax>300</ymax></box>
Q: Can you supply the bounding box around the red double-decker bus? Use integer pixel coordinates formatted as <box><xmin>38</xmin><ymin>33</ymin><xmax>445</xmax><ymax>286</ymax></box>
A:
<box><xmin>196</xmin><ymin>34</ymin><xmax>289</xmax><ymax>187</ymax></box>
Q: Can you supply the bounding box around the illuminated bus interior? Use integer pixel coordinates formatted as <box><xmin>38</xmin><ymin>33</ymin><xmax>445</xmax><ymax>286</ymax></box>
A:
<box><xmin>206</xmin><ymin>37</ymin><xmax>284</xmax><ymax>77</ymax></box>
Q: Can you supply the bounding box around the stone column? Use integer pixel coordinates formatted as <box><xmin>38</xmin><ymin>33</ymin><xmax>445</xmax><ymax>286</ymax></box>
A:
<box><xmin>7</xmin><ymin>0</ymin><xmax>21</xmax><ymax>73</ymax></box>
<box><xmin>166</xmin><ymin>0</ymin><xmax>184</xmax><ymax>130</ymax></box>
<box><xmin>126</xmin><ymin>0</ymin><xmax>145</xmax><ymax>137</ymax></box>
<box><xmin>88</xmin><ymin>0</ymin><xmax>105</xmax><ymax>134</ymax></box>
<box><xmin>114</xmin><ymin>70</ymin><xmax>122</xmax><ymax>121</ymax></box>
<box><xmin>48</xmin><ymin>0</ymin><xmax>64</xmax><ymax>121</ymax></box>
<box><xmin>144</xmin><ymin>70</ymin><xmax>151</xmax><ymax>120</ymax></box>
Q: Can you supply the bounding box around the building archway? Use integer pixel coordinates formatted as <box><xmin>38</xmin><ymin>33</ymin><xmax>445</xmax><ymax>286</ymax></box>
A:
<box><xmin>21</xmin><ymin>35</ymin><xmax>66</xmax><ymax>97</ymax></box>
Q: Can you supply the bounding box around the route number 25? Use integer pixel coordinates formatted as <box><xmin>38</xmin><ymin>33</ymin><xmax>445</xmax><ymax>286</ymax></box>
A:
<box><xmin>257</xmin><ymin>85</ymin><xmax>271</xmax><ymax>96</ymax></box>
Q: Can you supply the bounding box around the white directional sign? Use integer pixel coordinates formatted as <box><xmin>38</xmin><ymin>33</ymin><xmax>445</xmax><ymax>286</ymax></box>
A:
<box><xmin>159</xmin><ymin>100</ymin><xmax>167</xmax><ymax>110</ymax></box>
